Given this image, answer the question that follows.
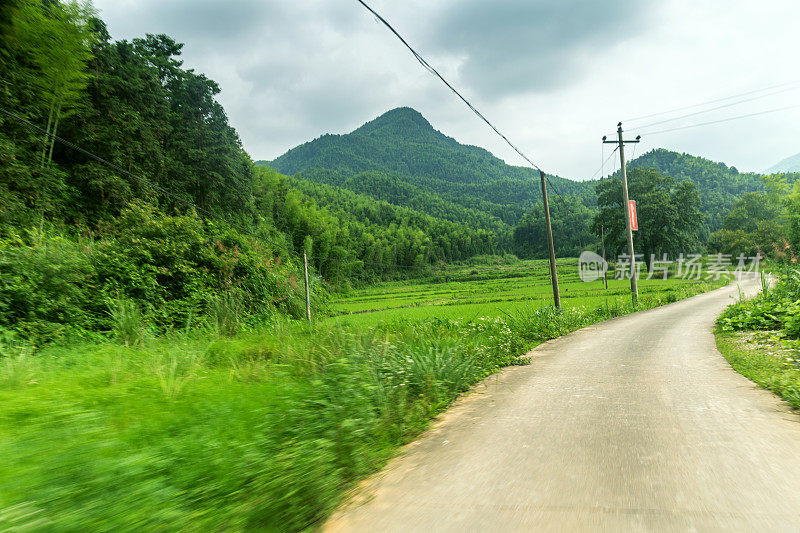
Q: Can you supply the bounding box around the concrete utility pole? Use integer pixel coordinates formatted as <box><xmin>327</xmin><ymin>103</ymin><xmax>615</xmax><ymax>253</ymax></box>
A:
<box><xmin>601</xmin><ymin>225</ymin><xmax>608</xmax><ymax>290</ymax></box>
<box><xmin>540</xmin><ymin>170</ymin><xmax>561</xmax><ymax>309</ymax></box>
<box><xmin>303</xmin><ymin>250</ymin><xmax>311</xmax><ymax>324</ymax></box>
<box><xmin>603</xmin><ymin>124</ymin><xmax>640</xmax><ymax>305</ymax></box>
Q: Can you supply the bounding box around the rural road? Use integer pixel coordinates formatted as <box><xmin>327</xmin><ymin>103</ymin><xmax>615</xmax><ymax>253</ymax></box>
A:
<box><xmin>325</xmin><ymin>277</ymin><xmax>800</xmax><ymax>531</ymax></box>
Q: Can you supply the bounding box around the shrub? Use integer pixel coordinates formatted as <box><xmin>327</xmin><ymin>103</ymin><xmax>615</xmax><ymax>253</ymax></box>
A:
<box><xmin>0</xmin><ymin>203</ymin><xmax>322</xmax><ymax>344</ymax></box>
<box><xmin>0</xmin><ymin>228</ymin><xmax>99</xmax><ymax>343</ymax></box>
<box><xmin>108</xmin><ymin>298</ymin><xmax>146</xmax><ymax>347</ymax></box>
<box><xmin>717</xmin><ymin>268</ymin><xmax>800</xmax><ymax>337</ymax></box>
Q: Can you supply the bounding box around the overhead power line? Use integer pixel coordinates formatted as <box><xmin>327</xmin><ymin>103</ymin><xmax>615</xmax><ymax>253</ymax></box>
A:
<box><xmin>355</xmin><ymin>0</ymin><xmax>542</xmax><ymax>172</ymax></box>
<box><xmin>355</xmin><ymin>0</ymin><xmax>564</xmax><ymax>300</ymax></box>
<box><xmin>589</xmin><ymin>146</ymin><xmax>619</xmax><ymax>181</ymax></box>
<box><xmin>641</xmin><ymin>103</ymin><xmax>800</xmax><ymax>136</ymax></box>
<box><xmin>544</xmin><ymin>176</ymin><xmax>568</xmax><ymax>204</ymax></box>
<box><xmin>631</xmin><ymin>85</ymin><xmax>800</xmax><ymax>132</ymax></box>
<box><xmin>623</xmin><ymin>80</ymin><xmax>800</xmax><ymax>123</ymax></box>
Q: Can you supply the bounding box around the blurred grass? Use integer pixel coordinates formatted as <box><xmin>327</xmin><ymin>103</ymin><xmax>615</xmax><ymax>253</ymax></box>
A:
<box><xmin>0</xmin><ymin>270</ymin><xmax>724</xmax><ymax>531</ymax></box>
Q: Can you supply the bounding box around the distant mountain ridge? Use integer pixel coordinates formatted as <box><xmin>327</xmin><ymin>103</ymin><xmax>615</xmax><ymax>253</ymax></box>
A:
<box><xmin>264</xmin><ymin>107</ymin><xmax>790</xmax><ymax>246</ymax></box>
<box><xmin>766</xmin><ymin>152</ymin><xmax>800</xmax><ymax>173</ymax></box>
<box><xmin>268</xmin><ymin>107</ymin><xmax>594</xmax><ymax>230</ymax></box>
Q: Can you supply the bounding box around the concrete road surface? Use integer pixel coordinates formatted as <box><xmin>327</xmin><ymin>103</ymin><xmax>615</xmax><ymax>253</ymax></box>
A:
<box><xmin>325</xmin><ymin>279</ymin><xmax>800</xmax><ymax>531</ymax></box>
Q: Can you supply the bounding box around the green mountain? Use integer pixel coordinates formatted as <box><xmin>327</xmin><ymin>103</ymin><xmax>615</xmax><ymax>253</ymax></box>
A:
<box><xmin>269</xmin><ymin>107</ymin><xmax>595</xmax><ymax>229</ymax></box>
<box><xmin>766</xmin><ymin>152</ymin><xmax>800</xmax><ymax>173</ymax></box>
<box><xmin>268</xmin><ymin>108</ymin><xmax>783</xmax><ymax>247</ymax></box>
<box><xmin>5</xmin><ymin>0</ymin><xmax>789</xmax><ymax>346</ymax></box>
<box><xmin>627</xmin><ymin>148</ymin><xmax>770</xmax><ymax>232</ymax></box>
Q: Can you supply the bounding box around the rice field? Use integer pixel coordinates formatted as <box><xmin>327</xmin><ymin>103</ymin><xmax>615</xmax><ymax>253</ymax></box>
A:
<box><xmin>329</xmin><ymin>258</ymin><xmax>730</xmax><ymax>327</ymax></box>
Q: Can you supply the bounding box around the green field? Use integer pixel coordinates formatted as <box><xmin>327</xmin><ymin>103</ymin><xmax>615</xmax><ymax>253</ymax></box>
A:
<box><xmin>0</xmin><ymin>257</ymin><xmax>729</xmax><ymax>531</ymax></box>
<box><xmin>329</xmin><ymin>258</ymin><xmax>726</xmax><ymax>326</ymax></box>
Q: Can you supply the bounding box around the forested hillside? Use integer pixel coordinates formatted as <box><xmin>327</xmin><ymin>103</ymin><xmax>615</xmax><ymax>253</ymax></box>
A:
<box><xmin>267</xmin><ymin>109</ymin><xmax>794</xmax><ymax>258</ymax></box>
<box><xmin>627</xmin><ymin>148</ymin><xmax>799</xmax><ymax>232</ymax></box>
<box><xmin>1</xmin><ymin>0</ymin><xmax>789</xmax><ymax>343</ymax></box>
<box><xmin>269</xmin><ymin>107</ymin><xmax>596</xmax><ymax>226</ymax></box>
<box><xmin>0</xmin><ymin>2</ymin><xmax>503</xmax><ymax>342</ymax></box>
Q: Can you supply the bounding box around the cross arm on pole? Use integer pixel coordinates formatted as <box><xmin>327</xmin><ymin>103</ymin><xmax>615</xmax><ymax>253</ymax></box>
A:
<box><xmin>603</xmin><ymin>136</ymin><xmax>640</xmax><ymax>144</ymax></box>
<box><xmin>604</xmin><ymin>123</ymin><xmax>641</xmax><ymax>144</ymax></box>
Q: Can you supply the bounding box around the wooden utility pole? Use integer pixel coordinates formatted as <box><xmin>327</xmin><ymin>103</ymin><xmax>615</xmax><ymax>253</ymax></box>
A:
<box><xmin>540</xmin><ymin>170</ymin><xmax>561</xmax><ymax>309</ymax></box>
<box><xmin>601</xmin><ymin>225</ymin><xmax>608</xmax><ymax>290</ymax></box>
<box><xmin>603</xmin><ymin>124</ymin><xmax>640</xmax><ymax>305</ymax></box>
<box><xmin>303</xmin><ymin>250</ymin><xmax>311</xmax><ymax>324</ymax></box>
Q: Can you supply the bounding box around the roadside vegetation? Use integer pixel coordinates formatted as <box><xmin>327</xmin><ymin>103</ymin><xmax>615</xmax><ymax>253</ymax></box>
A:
<box><xmin>0</xmin><ymin>267</ymin><xmax>721</xmax><ymax>531</ymax></box>
<box><xmin>0</xmin><ymin>0</ymin><xmax>775</xmax><ymax>530</ymax></box>
<box><xmin>716</xmin><ymin>270</ymin><xmax>800</xmax><ymax>409</ymax></box>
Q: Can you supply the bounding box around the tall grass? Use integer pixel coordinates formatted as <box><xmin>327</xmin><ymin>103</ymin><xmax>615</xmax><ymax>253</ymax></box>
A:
<box><xmin>207</xmin><ymin>291</ymin><xmax>241</xmax><ymax>337</ymax></box>
<box><xmin>108</xmin><ymin>297</ymin><xmax>145</xmax><ymax>347</ymax></box>
<box><xmin>760</xmin><ymin>270</ymin><xmax>771</xmax><ymax>295</ymax></box>
<box><xmin>0</xmin><ymin>320</ymin><xmax>519</xmax><ymax>531</ymax></box>
<box><xmin>0</xmin><ymin>328</ymin><xmax>35</xmax><ymax>387</ymax></box>
<box><xmin>0</xmin><ymin>281</ymin><xmax>718</xmax><ymax>531</ymax></box>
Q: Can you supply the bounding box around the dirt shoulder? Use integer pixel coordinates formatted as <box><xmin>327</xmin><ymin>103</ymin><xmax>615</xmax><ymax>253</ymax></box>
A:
<box><xmin>715</xmin><ymin>329</ymin><xmax>800</xmax><ymax>410</ymax></box>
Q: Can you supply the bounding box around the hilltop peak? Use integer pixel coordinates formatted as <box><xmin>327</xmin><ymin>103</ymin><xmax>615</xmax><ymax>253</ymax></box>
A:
<box><xmin>352</xmin><ymin>107</ymin><xmax>437</xmax><ymax>139</ymax></box>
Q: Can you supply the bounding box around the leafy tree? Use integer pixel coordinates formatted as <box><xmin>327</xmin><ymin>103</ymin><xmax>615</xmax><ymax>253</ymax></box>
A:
<box><xmin>627</xmin><ymin>148</ymin><xmax>796</xmax><ymax>232</ymax></box>
<box><xmin>512</xmin><ymin>199</ymin><xmax>595</xmax><ymax>259</ymax></box>
<box><xmin>708</xmin><ymin>191</ymin><xmax>787</xmax><ymax>258</ymax></box>
<box><xmin>782</xmin><ymin>181</ymin><xmax>800</xmax><ymax>258</ymax></box>
<box><xmin>14</xmin><ymin>0</ymin><xmax>96</xmax><ymax>165</ymax></box>
<box><xmin>0</xmin><ymin>0</ymin><xmax>22</xmax><ymax>47</ymax></box>
<box><xmin>593</xmin><ymin>168</ymin><xmax>704</xmax><ymax>265</ymax></box>
<box><xmin>720</xmin><ymin>192</ymin><xmax>781</xmax><ymax>234</ymax></box>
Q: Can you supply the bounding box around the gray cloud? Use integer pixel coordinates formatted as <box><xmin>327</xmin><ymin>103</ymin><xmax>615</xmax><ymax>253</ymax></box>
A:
<box><xmin>92</xmin><ymin>0</ymin><xmax>800</xmax><ymax>177</ymax></box>
<box><xmin>428</xmin><ymin>0</ymin><xmax>652</xmax><ymax>97</ymax></box>
<box><xmin>104</xmin><ymin>0</ymin><xmax>278</xmax><ymax>44</ymax></box>
<box><xmin>96</xmin><ymin>0</ymin><xmax>399</xmax><ymax>154</ymax></box>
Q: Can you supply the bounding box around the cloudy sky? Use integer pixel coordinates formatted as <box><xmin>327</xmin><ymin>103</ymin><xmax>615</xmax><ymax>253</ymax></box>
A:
<box><xmin>94</xmin><ymin>0</ymin><xmax>800</xmax><ymax>179</ymax></box>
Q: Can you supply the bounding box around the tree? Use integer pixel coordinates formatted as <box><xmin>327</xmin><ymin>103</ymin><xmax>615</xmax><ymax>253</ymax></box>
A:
<box><xmin>627</xmin><ymin>148</ymin><xmax>780</xmax><ymax>232</ymax></box>
<box><xmin>512</xmin><ymin>200</ymin><xmax>595</xmax><ymax>259</ymax></box>
<box><xmin>708</xmin><ymin>191</ymin><xmax>787</xmax><ymax>259</ymax></box>
<box><xmin>593</xmin><ymin>168</ymin><xmax>704</xmax><ymax>265</ymax></box>
<box><xmin>783</xmin><ymin>181</ymin><xmax>800</xmax><ymax>257</ymax></box>
<box><xmin>14</xmin><ymin>0</ymin><xmax>96</xmax><ymax>165</ymax></box>
<box><xmin>721</xmin><ymin>192</ymin><xmax>781</xmax><ymax>234</ymax></box>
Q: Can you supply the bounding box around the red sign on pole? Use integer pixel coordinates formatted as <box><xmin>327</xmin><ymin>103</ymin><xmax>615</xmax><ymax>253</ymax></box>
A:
<box><xmin>629</xmin><ymin>200</ymin><xmax>638</xmax><ymax>231</ymax></box>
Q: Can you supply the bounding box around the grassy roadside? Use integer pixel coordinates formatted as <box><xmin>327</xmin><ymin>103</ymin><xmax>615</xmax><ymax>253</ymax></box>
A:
<box><xmin>0</xmin><ymin>280</ymin><xmax>721</xmax><ymax>531</ymax></box>
<box><xmin>715</xmin><ymin>331</ymin><xmax>800</xmax><ymax>409</ymax></box>
<box><xmin>714</xmin><ymin>268</ymin><xmax>800</xmax><ymax>410</ymax></box>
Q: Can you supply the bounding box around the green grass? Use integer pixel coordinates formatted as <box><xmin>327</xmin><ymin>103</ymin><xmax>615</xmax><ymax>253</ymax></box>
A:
<box><xmin>714</xmin><ymin>266</ymin><xmax>800</xmax><ymax>410</ymax></box>
<box><xmin>0</xmin><ymin>320</ymin><xmax>529</xmax><ymax>531</ymax></box>
<box><xmin>715</xmin><ymin>331</ymin><xmax>800</xmax><ymax>410</ymax></box>
<box><xmin>0</xmin><ymin>260</ymin><xmax>728</xmax><ymax>531</ymax></box>
<box><xmin>330</xmin><ymin>258</ymin><xmax>724</xmax><ymax>327</ymax></box>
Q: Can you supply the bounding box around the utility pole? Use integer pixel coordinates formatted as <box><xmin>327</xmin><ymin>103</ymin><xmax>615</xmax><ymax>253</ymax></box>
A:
<box><xmin>603</xmin><ymin>124</ymin><xmax>640</xmax><ymax>305</ymax></box>
<box><xmin>303</xmin><ymin>250</ymin><xmax>311</xmax><ymax>324</ymax></box>
<box><xmin>540</xmin><ymin>170</ymin><xmax>561</xmax><ymax>309</ymax></box>
<box><xmin>601</xmin><ymin>225</ymin><xmax>608</xmax><ymax>290</ymax></box>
